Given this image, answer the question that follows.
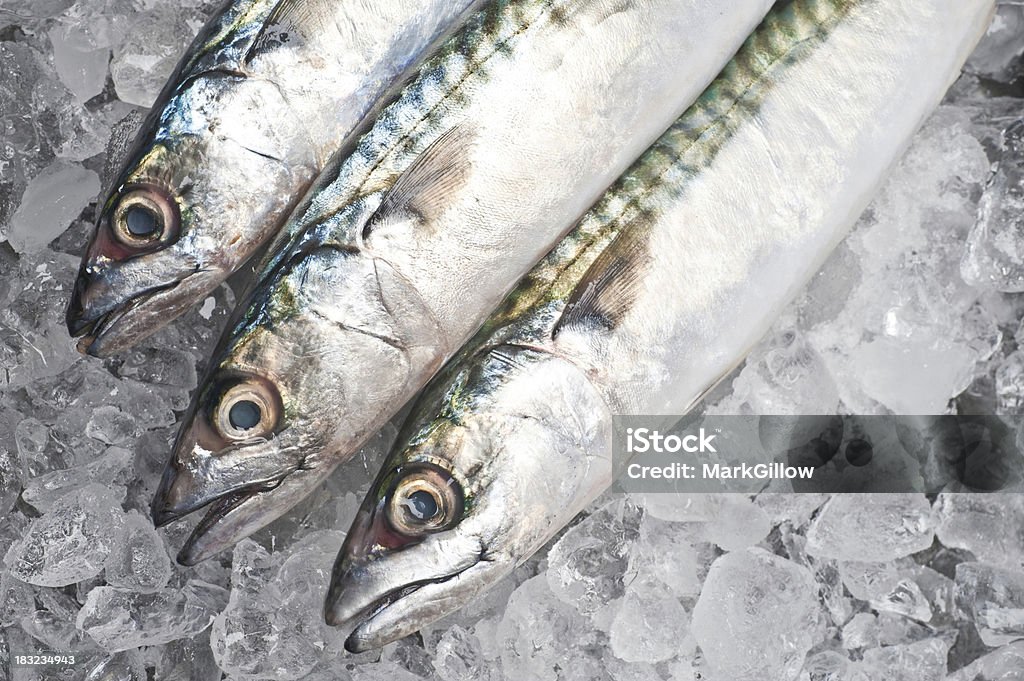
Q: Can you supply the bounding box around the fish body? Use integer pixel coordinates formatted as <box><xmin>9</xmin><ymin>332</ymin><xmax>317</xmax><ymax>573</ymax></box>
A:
<box><xmin>155</xmin><ymin>0</ymin><xmax>778</xmax><ymax>564</ymax></box>
<box><xmin>66</xmin><ymin>0</ymin><xmax>481</xmax><ymax>355</ymax></box>
<box><xmin>325</xmin><ymin>0</ymin><xmax>995</xmax><ymax>651</ymax></box>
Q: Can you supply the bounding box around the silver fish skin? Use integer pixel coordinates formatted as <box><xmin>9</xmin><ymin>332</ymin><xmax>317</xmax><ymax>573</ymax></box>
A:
<box><xmin>66</xmin><ymin>0</ymin><xmax>481</xmax><ymax>356</ymax></box>
<box><xmin>154</xmin><ymin>0</ymin><xmax>777</xmax><ymax>565</ymax></box>
<box><xmin>325</xmin><ymin>0</ymin><xmax>995</xmax><ymax>651</ymax></box>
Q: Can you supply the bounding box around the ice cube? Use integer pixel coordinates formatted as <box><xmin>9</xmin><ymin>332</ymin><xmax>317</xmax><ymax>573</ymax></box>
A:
<box><xmin>210</xmin><ymin>533</ymin><xmax>346</xmax><ymax>680</ymax></box>
<box><xmin>22</xmin><ymin>446</ymin><xmax>132</xmax><ymax>512</ymax></box>
<box><xmin>628</xmin><ymin>514</ymin><xmax>703</xmax><ymax>599</ymax></box>
<box><xmin>498</xmin><ymin>575</ymin><xmax>606</xmax><ymax>681</ymax></box>
<box><xmin>954</xmin><ymin>561</ymin><xmax>1024</xmax><ymax>646</ymax></box>
<box><xmin>963</xmin><ymin>119</ymin><xmax>1024</xmax><ymax>293</ymax></box>
<box><xmin>546</xmin><ymin>499</ymin><xmax>642</xmax><ymax>616</ymax></box>
<box><xmin>608</xmin><ymin>576</ymin><xmax>690</xmax><ymax>663</ymax></box>
<box><xmin>945</xmin><ymin>640</ymin><xmax>1024</xmax><ymax>681</ymax></box>
<box><xmin>155</xmin><ymin>631</ymin><xmax>222</xmax><ymax>681</ymax></box>
<box><xmin>47</xmin><ymin>17</ymin><xmax>112</xmax><ymax>103</ymax></box>
<box><xmin>0</xmin><ymin>250</ymin><xmax>85</xmax><ymax>389</ymax></box>
<box><xmin>77</xmin><ymin>581</ymin><xmax>227</xmax><ymax>652</ymax></box>
<box><xmin>103</xmin><ymin>510</ymin><xmax>172</xmax><ymax>593</ymax></box>
<box><xmin>7</xmin><ymin>160</ymin><xmax>99</xmax><ymax>254</ymax></box>
<box><xmin>855</xmin><ymin>637</ymin><xmax>950</xmax><ymax>681</ymax></box>
<box><xmin>805</xmin><ymin>494</ymin><xmax>933</xmax><ymax>563</ymax></box>
<box><xmin>350</xmin><ymin>660</ymin><xmax>423</xmax><ymax>681</ymax></box>
<box><xmin>933</xmin><ymin>493</ymin><xmax>1024</xmax><ymax>569</ymax></box>
<box><xmin>691</xmin><ymin>548</ymin><xmax>818</xmax><ymax>681</ymax></box>
<box><xmin>0</xmin><ymin>447</ymin><xmax>19</xmax><ymax>513</ymax></box>
<box><xmin>0</xmin><ymin>570</ymin><xmax>34</xmax><ymax>628</ymax></box>
<box><xmin>996</xmin><ymin>351</ymin><xmax>1024</xmax><ymax>415</ymax></box>
<box><xmin>109</xmin><ymin>5</ymin><xmax>204</xmax><ymax>107</ymax></box>
<box><xmin>839</xmin><ymin>562</ymin><xmax>933</xmax><ymax>622</ymax></box>
<box><xmin>84</xmin><ymin>406</ymin><xmax>139</xmax><ymax>446</ymax></box>
<box><xmin>4</xmin><ymin>483</ymin><xmax>126</xmax><ymax>586</ymax></box>
<box><xmin>14</xmin><ymin>417</ymin><xmax>68</xmax><ymax>483</ymax></box>
<box><xmin>83</xmin><ymin>651</ymin><xmax>148</xmax><ymax>681</ymax></box>
<box><xmin>965</xmin><ymin>3</ymin><xmax>1024</xmax><ymax>84</ymax></box>
<box><xmin>842</xmin><ymin>613</ymin><xmax>881</xmax><ymax>650</ymax></box>
<box><xmin>433</xmin><ymin>624</ymin><xmax>499</xmax><ymax>681</ymax></box>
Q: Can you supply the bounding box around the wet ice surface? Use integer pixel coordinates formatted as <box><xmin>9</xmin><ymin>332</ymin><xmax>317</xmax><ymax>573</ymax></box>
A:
<box><xmin>1</xmin><ymin>2</ymin><xmax>1024</xmax><ymax>681</ymax></box>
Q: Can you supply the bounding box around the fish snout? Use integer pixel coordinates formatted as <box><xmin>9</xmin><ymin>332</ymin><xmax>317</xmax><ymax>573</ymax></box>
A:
<box><xmin>150</xmin><ymin>457</ymin><xmax>196</xmax><ymax>527</ymax></box>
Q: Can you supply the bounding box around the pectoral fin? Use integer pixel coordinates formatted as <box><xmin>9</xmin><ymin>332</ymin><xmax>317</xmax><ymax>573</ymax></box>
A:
<box><xmin>554</xmin><ymin>222</ymin><xmax>651</xmax><ymax>337</ymax></box>
<box><xmin>363</xmin><ymin>125</ymin><xmax>476</xmax><ymax>239</ymax></box>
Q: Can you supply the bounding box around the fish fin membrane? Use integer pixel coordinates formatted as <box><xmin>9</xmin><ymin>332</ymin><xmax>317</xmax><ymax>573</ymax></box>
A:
<box><xmin>554</xmin><ymin>221</ymin><xmax>650</xmax><ymax>337</ymax></box>
<box><xmin>363</xmin><ymin>124</ymin><xmax>477</xmax><ymax>239</ymax></box>
<box><xmin>246</xmin><ymin>0</ymin><xmax>331</xmax><ymax>61</ymax></box>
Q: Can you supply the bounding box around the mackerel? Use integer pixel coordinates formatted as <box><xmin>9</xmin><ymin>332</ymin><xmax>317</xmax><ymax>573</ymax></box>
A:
<box><xmin>153</xmin><ymin>0</ymin><xmax>777</xmax><ymax>564</ymax></box>
<box><xmin>67</xmin><ymin>0</ymin><xmax>481</xmax><ymax>355</ymax></box>
<box><xmin>325</xmin><ymin>0</ymin><xmax>995</xmax><ymax>651</ymax></box>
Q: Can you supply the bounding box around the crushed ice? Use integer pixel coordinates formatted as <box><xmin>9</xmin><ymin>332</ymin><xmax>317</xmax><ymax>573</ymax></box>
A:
<box><xmin>2</xmin><ymin>1</ymin><xmax>1024</xmax><ymax>679</ymax></box>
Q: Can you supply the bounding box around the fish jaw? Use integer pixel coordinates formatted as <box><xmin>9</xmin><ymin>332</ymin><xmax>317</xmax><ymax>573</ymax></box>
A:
<box><xmin>67</xmin><ymin>261</ymin><xmax>219</xmax><ymax>357</ymax></box>
<box><xmin>173</xmin><ymin>465</ymin><xmax>334</xmax><ymax>565</ymax></box>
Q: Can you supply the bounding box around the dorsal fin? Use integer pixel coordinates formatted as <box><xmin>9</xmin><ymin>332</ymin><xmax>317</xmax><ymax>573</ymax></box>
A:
<box><xmin>246</xmin><ymin>0</ymin><xmax>329</xmax><ymax>62</ymax></box>
<box><xmin>553</xmin><ymin>221</ymin><xmax>651</xmax><ymax>337</ymax></box>
<box><xmin>362</xmin><ymin>124</ymin><xmax>476</xmax><ymax>239</ymax></box>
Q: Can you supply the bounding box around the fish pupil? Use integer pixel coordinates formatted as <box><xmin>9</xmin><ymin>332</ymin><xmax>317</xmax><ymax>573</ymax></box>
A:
<box><xmin>125</xmin><ymin>205</ymin><xmax>159</xmax><ymax>237</ymax></box>
<box><xmin>406</xmin><ymin>490</ymin><xmax>438</xmax><ymax>521</ymax></box>
<box><xmin>228</xmin><ymin>400</ymin><xmax>261</xmax><ymax>431</ymax></box>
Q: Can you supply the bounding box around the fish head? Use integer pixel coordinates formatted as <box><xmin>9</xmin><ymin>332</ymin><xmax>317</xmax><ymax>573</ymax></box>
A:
<box><xmin>67</xmin><ymin>73</ymin><xmax>311</xmax><ymax>356</ymax></box>
<box><xmin>152</xmin><ymin>239</ymin><xmax>445</xmax><ymax>561</ymax></box>
<box><xmin>326</xmin><ymin>346</ymin><xmax>612</xmax><ymax>651</ymax></box>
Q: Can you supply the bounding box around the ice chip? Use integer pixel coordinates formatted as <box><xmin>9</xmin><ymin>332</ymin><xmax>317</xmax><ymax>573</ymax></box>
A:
<box><xmin>48</xmin><ymin>21</ymin><xmax>111</xmax><ymax>102</ymax></box>
<box><xmin>210</xmin><ymin>533</ymin><xmax>346</xmax><ymax>680</ymax></box>
<box><xmin>691</xmin><ymin>548</ymin><xmax>818</xmax><ymax>681</ymax></box>
<box><xmin>498</xmin><ymin>575</ymin><xmax>605</xmax><ymax>681</ymax></box>
<box><xmin>432</xmin><ymin>624</ymin><xmax>498</xmax><ymax>681</ymax></box>
<box><xmin>0</xmin><ymin>447</ymin><xmax>19</xmax><ymax>513</ymax></box>
<box><xmin>104</xmin><ymin>510</ymin><xmax>172</xmax><ymax>593</ymax></box>
<box><xmin>995</xmin><ymin>351</ymin><xmax>1024</xmax><ymax>415</ymax></box>
<box><xmin>945</xmin><ymin>640</ymin><xmax>1024</xmax><ymax>681</ymax></box>
<box><xmin>85</xmin><ymin>406</ymin><xmax>139</xmax><ymax>446</ymax></box>
<box><xmin>963</xmin><ymin>119</ymin><xmax>1024</xmax><ymax>293</ymax></box>
<box><xmin>954</xmin><ymin>562</ymin><xmax>1024</xmax><ymax>646</ymax></box>
<box><xmin>839</xmin><ymin>562</ymin><xmax>933</xmax><ymax>622</ymax></box>
<box><xmin>83</xmin><ymin>651</ymin><xmax>148</xmax><ymax>681</ymax></box>
<box><xmin>155</xmin><ymin>631</ymin><xmax>222</xmax><ymax>681</ymax></box>
<box><xmin>608</xmin><ymin>576</ymin><xmax>689</xmax><ymax>663</ymax></box>
<box><xmin>22</xmin><ymin>445</ymin><xmax>132</xmax><ymax>512</ymax></box>
<box><xmin>4</xmin><ymin>483</ymin><xmax>126</xmax><ymax>586</ymax></box>
<box><xmin>77</xmin><ymin>581</ymin><xmax>228</xmax><ymax>652</ymax></box>
<box><xmin>546</xmin><ymin>499</ymin><xmax>642</xmax><ymax>616</ymax></box>
<box><xmin>7</xmin><ymin>160</ymin><xmax>99</xmax><ymax>254</ymax></box>
<box><xmin>805</xmin><ymin>494</ymin><xmax>933</xmax><ymax>562</ymax></box>
<box><xmin>933</xmin><ymin>493</ymin><xmax>1024</xmax><ymax>569</ymax></box>
<box><xmin>848</xmin><ymin>337</ymin><xmax>977</xmax><ymax>414</ymax></box>
<box><xmin>855</xmin><ymin>637</ymin><xmax>950</xmax><ymax>681</ymax></box>
<box><xmin>109</xmin><ymin>5</ymin><xmax>205</xmax><ymax>106</ymax></box>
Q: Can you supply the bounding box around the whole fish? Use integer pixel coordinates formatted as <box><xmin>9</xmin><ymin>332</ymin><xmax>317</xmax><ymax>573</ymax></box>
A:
<box><xmin>66</xmin><ymin>0</ymin><xmax>482</xmax><ymax>356</ymax></box>
<box><xmin>152</xmin><ymin>0</ymin><xmax>777</xmax><ymax>564</ymax></box>
<box><xmin>324</xmin><ymin>0</ymin><xmax>995</xmax><ymax>651</ymax></box>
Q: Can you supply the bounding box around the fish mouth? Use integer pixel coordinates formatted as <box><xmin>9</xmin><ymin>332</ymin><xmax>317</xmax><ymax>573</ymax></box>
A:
<box><xmin>175</xmin><ymin>487</ymin><xmax>262</xmax><ymax>565</ymax></box>
<box><xmin>333</xmin><ymin>559</ymin><xmax>486</xmax><ymax>653</ymax></box>
<box><xmin>68</xmin><ymin>279</ymin><xmax>183</xmax><ymax>356</ymax></box>
<box><xmin>168</xmin><ymin>465</ymin><xmax>335</xmax><ymax>565</ymax></box>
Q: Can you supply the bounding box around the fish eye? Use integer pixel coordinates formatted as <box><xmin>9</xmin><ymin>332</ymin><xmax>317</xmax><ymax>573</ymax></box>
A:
<box><xmin>212</xmin><ymin>377</ymin><xmax>281</xmax><ymax>442</ymax></box>
<box><xmin>110</xmin><ymin>185</ymin><xmax>180</xmax><ymax>249</ymax></box>
<box><xmin>385</xmin><ymin>464</ymin><xmax>463</xmax><ymax>536</ymax></box>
